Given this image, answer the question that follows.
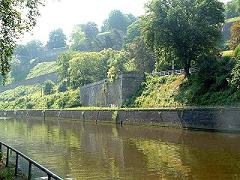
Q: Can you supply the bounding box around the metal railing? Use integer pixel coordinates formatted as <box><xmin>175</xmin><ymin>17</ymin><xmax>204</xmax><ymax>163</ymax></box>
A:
<box><xmin>151</xmin><ymin>68</ymin><xmax>198</xmax><ymax>76</ymax></box>
<box><xmin>0</xmin><ymin>141</ymin><xmax>63</xmax><ymax>180</ymax></box>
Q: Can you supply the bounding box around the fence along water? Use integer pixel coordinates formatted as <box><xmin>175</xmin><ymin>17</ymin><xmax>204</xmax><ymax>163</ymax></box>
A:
<box><xmin>0</xmin><ymin>141</ymin><xmax>63</xmax><ymax>180</ymax></box>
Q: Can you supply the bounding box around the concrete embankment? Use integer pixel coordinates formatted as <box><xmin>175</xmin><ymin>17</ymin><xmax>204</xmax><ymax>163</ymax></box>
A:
<box><xmin>0</xmin><ymin>108</ymin><xmax>240</xmax><ymax>132</ymax></box>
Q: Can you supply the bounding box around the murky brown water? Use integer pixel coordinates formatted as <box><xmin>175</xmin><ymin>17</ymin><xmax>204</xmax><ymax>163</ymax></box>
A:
<box><xmin>0</xmin><ymin>117</ymin><xmax>240</xmax><ymax>179</ymax></box>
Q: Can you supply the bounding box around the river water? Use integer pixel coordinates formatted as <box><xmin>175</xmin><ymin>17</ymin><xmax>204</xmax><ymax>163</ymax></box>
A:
<box><xmin>0</xmin><ymin>117</ymin><xmax>240</xmax><ymax>179</ymax></box>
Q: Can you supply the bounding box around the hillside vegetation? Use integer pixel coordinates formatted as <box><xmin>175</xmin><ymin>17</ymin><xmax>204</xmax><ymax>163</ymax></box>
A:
<box><xmin>0</xmin><ymin>84</ymin><xmax>80</xmax><ymax>109</ymax></box>
<box><xmin>27</xmin><ymin>62</ymin><xmax>57</xmax><ymax>79</ymax></box>
<box><xmin>134</xmin><ymin>75</ymin><xmax>185</xmax><ymax>107</ymax></box>
<box><xmin>1</xmin><ymin>0</ymin><xmax>240</xmax><ymax>110</ymax></box>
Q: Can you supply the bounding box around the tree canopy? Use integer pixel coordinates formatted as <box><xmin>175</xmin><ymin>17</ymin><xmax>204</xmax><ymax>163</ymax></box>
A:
<box><xmin>0</xmin><ymin>0</ymin><xmax>43</xmax><ymax>81</ymax></box>
<box><xmin>143</xmin><ymin>0</ymin><xmax>225</xmax><ymax>76</ymax></box>
<box><xmin>47</xmin><ymin>28</ymin><xmax>67</xmax><ymax>49</ymax></box>
<box><xmin>101</xmin><ymin>10</ymin><xmax>136</xmax><ymax>34</ymax></box>
<box><xmin>230</xmin><ymin>21</ymin><xmax>240</xmax><ymax>50</ymax></box>
<box><xmin>225</xmin><ymin>0</ymin><xmax>240</xmax><ymax>18</ymax></box>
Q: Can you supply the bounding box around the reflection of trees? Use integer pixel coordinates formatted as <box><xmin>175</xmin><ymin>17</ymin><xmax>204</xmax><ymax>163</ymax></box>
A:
<box><xmin>0</xmin><ymin>119</ymin><xmax>126</xmax><ymax>179</ymax></box>
<box><xmin>117</xmin><ymin>125</ymin><xmax>240</xmax><ymax>179</ymax></box>
<box><xmin>129</xmin><ymin>139</ymin><xmax>191</xmax><ymax>178</ymax></box>
<box><xmin>1</xmin><ymin>119</ymin><xmax>240</xmax><ymax>179</ymax></box>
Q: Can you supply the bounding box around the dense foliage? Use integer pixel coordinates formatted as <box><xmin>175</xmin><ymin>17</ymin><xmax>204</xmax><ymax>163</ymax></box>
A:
<box><xmin>3</xmin><ymin>0</ymin><xmax>240</xmax><ymax>110</ymax></box>
<box><xmin>230</xmin><ymin>21</ymin><xmax>240</xmax><ymax>49</ymax></box>
<box><xmin>225</xmin><ymin>0</ymin><xmax>240</xmax><ymax>18</ymax></box>
<box><xmin>9</xmin><ymin>42</ymin><xmax>67</xmax><ymax>83</ymax></box>
<box><xmin>57</xmin><ymin>49</ymin><xmax>129</xmax><ymax>88</ymax></box>
<box><xmin>43</xmin><ymin>80</ymin><xmax>55</xmax><ymax>95</ymax></box>
<box><xmin>143</xmin><ymin>0</ymin><xmax>225</xmax><ymax>76</ymax></box>
<box><xmin>0</xmin><ymin>0</ymin><xmax>43</xmax><ymax>81</ymax></box>
<box><xmin>47</xmin><ymin>28</ymin><xmax>67</xmax><ymax>49</ymax></box>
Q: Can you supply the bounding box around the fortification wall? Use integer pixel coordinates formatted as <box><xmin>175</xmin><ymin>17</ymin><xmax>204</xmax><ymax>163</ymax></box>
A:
<box><xmin>80</xmin><ymin>74</ymin><xmax>144</xmax><ymax>107</ymax></box>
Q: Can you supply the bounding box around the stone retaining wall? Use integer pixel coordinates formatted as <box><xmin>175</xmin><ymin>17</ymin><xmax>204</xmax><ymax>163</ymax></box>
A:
<box><xmin>1</xmin><ymin>108</ymin><xmax>240</xmax><ymax>132</ymax></box>
<box><xmin>80</xmin><ymin>74</ymin><xmax>144</xmax><ymax>107</ymax></box>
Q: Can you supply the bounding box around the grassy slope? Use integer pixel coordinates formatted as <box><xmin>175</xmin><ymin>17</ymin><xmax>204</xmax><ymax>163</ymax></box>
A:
<box><xmin>0</xmin><ymin>84</ymin><xmax>80</xmax><ymax>109</ymax></box>
<box><xmin>133</xmin><ymin>74</ymin><xmax>240</xmax><ymax>108</ymax></box>
<box><xmin>27</xmin><ymin>61</ymin><xmax>57</xmax><ymax>79</ymax></box>
<box><xmin>134</xmin><ymin>75</ymin><xmax>185</xmax><ymax>108</ymax></box>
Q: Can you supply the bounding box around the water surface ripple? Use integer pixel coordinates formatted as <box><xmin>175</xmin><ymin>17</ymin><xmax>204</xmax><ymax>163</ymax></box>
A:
<box><xmin>0</xmin><ymin>118</ymin><xmax>240</xmax><ymax>179</ymax></box>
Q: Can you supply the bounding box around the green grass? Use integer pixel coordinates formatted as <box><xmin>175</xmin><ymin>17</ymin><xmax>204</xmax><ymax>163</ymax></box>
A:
<box><xmin>0</xmin><ymin>167</ymin><xmax>14</xmax><ymax>180</ymax></box>
<box><xmin>27</xmin><ymin>61</ymin><xmax>58</xmax><ymax>79</ymax></box>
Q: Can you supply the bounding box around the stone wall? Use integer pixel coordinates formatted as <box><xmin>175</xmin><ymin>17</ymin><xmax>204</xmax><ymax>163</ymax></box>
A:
<box><xmin>80</xmin><ymin>74</ymin><xmax>145</xmax><ymax>107</ymax></box>
<box><xmin>1</xmin><ymin>108</ymin><xmax>240</xmax><ymax>132</ymax></box>
<box><xmin>0</xmin><ymin>72</ymin><xmax>58</xmax><ymax>93</ymax></box>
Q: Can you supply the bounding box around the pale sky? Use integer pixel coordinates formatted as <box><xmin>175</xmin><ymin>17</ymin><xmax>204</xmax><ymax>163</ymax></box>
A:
<box><xmin>20</xmin><ymin>0</ymin><xmax>231</xmax><ymax>44</ymax></box>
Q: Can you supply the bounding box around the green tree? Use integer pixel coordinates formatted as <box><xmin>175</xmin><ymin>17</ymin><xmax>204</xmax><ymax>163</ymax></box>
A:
<box><xmin>70</xmin><ymin>25</ymin><xmax>86</xmax><ymax>51</ymax></box>
<box><xmin>57</xmin><ymin>51</ymin><xmax>78</xmax><ymax>83</ymax></box>
<box><xmin>107</xmin><ymin>50</ymin><xmax>128</xmax><ymax>80</ymax></box>
<box><xmin>125</xmin><ymin>20</ymin><xmax>141</xmax><ymax>44</ymax></box>
<box><xmin>143</xmin><ymin>0</ymin><xmax>224</xmax><ymax>76</ymax></box>
<box><xmin>126</xmin><ymin>37</ymin><xmax>155</xmax><ymax>73</ymax></box>
<box><xmin>69</xmin><ymin>52</ymin><xmax>108</xmax><ymax>88</ymax></box>
<box><xmin>225</xmin><ymin>0</ymin><xmax>240</xmax><ymax>18</ymax></box>
<box><xmin>0</xmin><ymin>0</ymin><xmax>43</xmax><ymax>81</ymax></box>
<box><xmin>47</xmin><ymin>28</ymin><xmax>67</xmax><ymax>49</ymax></box>
<box><xmin>102</xmin><ymin>10</ymin><xmax>128</xmax><ymax>33</ymax></box>
<box><xmin>14</xmin><ymin>40</ymin><xmax>44</xmax><ymax>62</ymax></box>
<box><xmin>58</xmin><ymin>80</ymin><xmax>68</xmax><ymax>92</ymax></box>
<box><xmin>125</xmin><ymin>14</ymin><xmax>137</xmax><ymax>27</ymax></box>
<box><xmin>43</xmin><ymin>80</ymin><xmax>55</xmax><ymax>95</ymax></box>
<box><xmin>230</xmin><ymin>21</ymin><xmax>240</xmax><ymax>49</ymax></box>
<box><xmin>81</xmin><ymin>22</ymin><xmax>99</xmax><ymax>50</ymax></box>
<box><xmin>96</xmin><ymin>29</ymin><xmax>124</xmax><ymax>51</ymax></box>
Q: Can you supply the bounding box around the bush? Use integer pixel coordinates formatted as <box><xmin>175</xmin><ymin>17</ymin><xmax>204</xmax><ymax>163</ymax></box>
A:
<box><xmin>58</xmin><ymin>80</ymin><xmax>68</xmax><ymax>92</ymax></box>
<box><xmin>234</xmin><ymin>44</ymin><xmax>240</xmax><ymax>59</ymax></box>
<box><xmin>230</xmin><ymin>60</ymin><xmax>240</xmax><ymax>89</ymax></box>
<box><xmin>69</xmin><ymin>52</ymin><xmax>108</xmax><ymax>88</ymax></box>
<box><xmin>43</xmin><ymin>81</ymin><xmax>55</xmax><ymax>95</ymax></box>
<box><xmin>55</xmin><ymin>89</ymin><xmax>81</xmax><ymax>108</ymax></box>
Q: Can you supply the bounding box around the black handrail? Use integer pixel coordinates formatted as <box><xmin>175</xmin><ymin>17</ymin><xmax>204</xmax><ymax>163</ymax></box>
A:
<box><xmin>0</xmin><ymin>141</ymin><xmax>63</xmax><ymax>180</ymax></box>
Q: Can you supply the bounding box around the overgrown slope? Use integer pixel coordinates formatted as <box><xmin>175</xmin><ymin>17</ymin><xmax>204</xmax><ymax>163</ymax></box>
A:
<box><xmin>27</xmin><ymin>61</ymin><xmax>57</xmax><ymax>79</ymax></box>
<box><xmin>0</xmin><ymin>84</ymin><xmax>80</xmax><ymax>109</ymax></box>
<box><xmin>134</xmin><ymin>73</ymin><xmax>240</xmax><ymax>108</ymax></box>
<box><xmin>134</xmin><ymin>75</ymin><xmax>185</xmax><ymax>107</ymax></box>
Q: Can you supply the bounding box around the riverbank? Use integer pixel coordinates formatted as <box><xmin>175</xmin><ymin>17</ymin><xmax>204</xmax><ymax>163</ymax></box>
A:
<box><xmin>1</xmin><ymin>107</ymin><xmax>240</xmax><ymax>132</ymax></box>
<box><xmin>0</xmin><ymin>158</ymin><xmax>15</xmax><ymax>179</ymax></box>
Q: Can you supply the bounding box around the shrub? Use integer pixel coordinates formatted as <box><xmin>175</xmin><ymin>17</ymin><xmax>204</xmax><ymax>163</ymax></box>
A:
<box><xmin>58</xmin><ymin>80</ymin><xmax>68</xmax><ymax>92</ymax></box>
<box><xmin>43</xmin><ymin>81</ymin><xmax>55</xmax><ymax>95</ymax></box>
<box><xmin>230</xmin><ymin>60</ymin><xmax>240</xmax><ymax>89</ymax></box>
<box><xmin>234</xmin><ymin>44</ymin><xmax>240</xmax><ymax>59</ymax></box>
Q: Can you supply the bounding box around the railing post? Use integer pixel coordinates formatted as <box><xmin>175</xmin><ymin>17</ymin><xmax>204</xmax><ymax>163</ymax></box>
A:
<box><xmin>6</xmin><ymin>147</ymin><xmax>9</xmax><ymax>167</ymax></box>
<box><xmin>0</xmin><ymin>142</ymin><xmax>2</xmax><ymax>153</ymax></box>
<box><xmin>28</xmin><ymin>162</ymin><xmax>32</xmax><ymax>180</ymax></box>
<box><xmin>15</xmin><ymin>153</ymin><xmax>19</xmax><ymax>176</ymax></box>
<box><xmin>48</xmin><ymin>174</ymin><xmax>51</xmax><ymax>180</ymax></box>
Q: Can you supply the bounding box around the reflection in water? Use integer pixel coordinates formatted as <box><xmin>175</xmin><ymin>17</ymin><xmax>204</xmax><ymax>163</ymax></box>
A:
<box><xmin>0</xmin><ymin>118</ymin><xmax>240</xmax><ymax>179</ymax></box>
